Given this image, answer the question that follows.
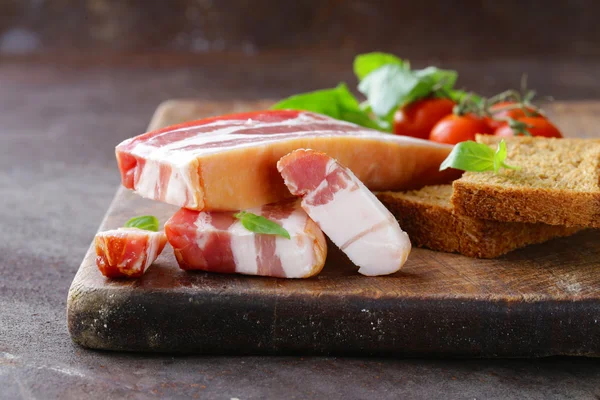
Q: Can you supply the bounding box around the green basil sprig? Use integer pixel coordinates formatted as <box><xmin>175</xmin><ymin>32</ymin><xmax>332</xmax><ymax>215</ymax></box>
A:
<box><xmin>272</xmin><ymin>52</ymin><xmax>465</xmax><ymax>132</ymax></box>
<box><xmin>357</xmin><ymin>61</ymin><xmax>457</xmax><ymax>118</ymax></box>
<box><xmin>233</xmin><ymin>211</ymin><xmax>291</xmax><ymax>239</ymax></box>
<box><xmin>270</xmin><ymin>83</ymin><xmax>384</xmax><ymax>130</ymax></box>
<box><xmin>439</xmin><ymin>139</ymin><xmax>520</xmax><ymax>174</ymax></box>
<box><xmin>124</xmin><ymin>215</ymin><xmax>160</xmax><ymax>232</ymax></box>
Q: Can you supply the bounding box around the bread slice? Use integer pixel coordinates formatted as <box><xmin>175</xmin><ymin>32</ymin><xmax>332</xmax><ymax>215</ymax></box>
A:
<box><xmin>451</xmin><ymin>135</ymin><xmax>600</xmax><ymax>227</ymax></box>
<box><xmin>377</xmin><ymin>185</ymin><xmax>581</xmax><ymax>258</ymax></box>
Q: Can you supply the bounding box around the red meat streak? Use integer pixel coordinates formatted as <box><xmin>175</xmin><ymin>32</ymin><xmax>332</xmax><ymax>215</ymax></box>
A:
<box><xmin>166</xmin><ymin>208</ymin><xmax>237</xmax><ymax>273</ymax></box>
<box><xmin>96</xmin><ymin>233</ymin><xmax>149</xmax><ymax>278</ymax></box>
<box><xmin>279</xmin><ymin>150</ymin><xmax>357</xmax><ymax>206</ymax></box>
<box><xmin>119</xmin><ymin>110</ymin><xmax>306</xmax><ymax>151</ymax></box>
<box><xmin>173</xmin><ymin>130</ymin><xmax>351</xmax><ymax>152</ymax></box>
<box><xmin>254</xmin><ymin>201</ymin><xmax>296</xmax><ymax>278</ymax></box>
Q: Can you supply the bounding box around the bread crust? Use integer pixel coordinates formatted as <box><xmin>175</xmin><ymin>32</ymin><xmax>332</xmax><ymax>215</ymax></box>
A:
<box><xmin>451</xmin><ymin>181</ymin><xmax>600</xmax><ymax>228</ymax></box>
<box><xmin>377</xmin><ymin>186</ymin><xmax>581</xmax><ymax>258</ymax></box>
<box><xmin>450</xmin><ymin>135</ymin><xmax>600</xmax><ymax>228</ymax></box>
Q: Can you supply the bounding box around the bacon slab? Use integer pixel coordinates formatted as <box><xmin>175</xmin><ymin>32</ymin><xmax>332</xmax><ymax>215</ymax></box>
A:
<box><xmin>278</xmin><ymin>149</ymin><xmax>411</xmax><ymax>276</ymax></box>
<box><xmin>95</xmin><ymin>228</ymin><xmax>167</xmax><ymax>278</ymax></box>
<box><xmin>164</xmin><ymin>200</ymin><xmax>327</xmax><ymax>278</ymax></box>
<box><xmin>116</xmin><ymin>110</ymin><xmax>455</xmax><ymax>211</ymax></box>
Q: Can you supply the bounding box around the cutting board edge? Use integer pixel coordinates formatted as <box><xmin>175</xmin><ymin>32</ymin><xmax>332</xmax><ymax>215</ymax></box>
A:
<box><xmin>67</xmin><ymin>276</ymin><xmax>600</xmax><ymax>357</ymax></box>
<box><xmin>67</xmin><ymin>99</ymin><xmax>600</xmax><ymax>356</ymax></box>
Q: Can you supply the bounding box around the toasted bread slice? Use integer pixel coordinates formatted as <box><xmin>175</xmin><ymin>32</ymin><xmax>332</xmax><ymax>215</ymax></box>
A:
<box><xmin>451</xmin><ymin>135</ymin><xmax>600</xmax><ymax>227</ymax></box>
<box><xmin>377</xmin><ymin>185</ymin><xmax>581</xmax><ymax>258</ymax></box>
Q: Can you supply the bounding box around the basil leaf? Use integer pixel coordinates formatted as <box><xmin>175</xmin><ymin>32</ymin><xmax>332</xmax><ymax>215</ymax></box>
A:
<box><xmin>493</xmin><ymin>139</ymin><xmax>507</xmax><ymax>174</ymax></box>
<box><xmin>440</xmin><ymin>139</ymin><xmax>520</xmax><ymax>174</ymax></box>
<box><xmin>415</xmin><ymin>67</ymin><xmax>457</xmax><ymax>90</ymax></box>
<box><xmin>439</xmin><ymin>141</ymin><xmax>495</xmax><ymax>172</ymax></box>
<box><xmin>271</xmin><ymin>83</ymin><xmax>385</xmax><ymax>131</ymax></box>
<box><xmin>234</xmin><ymin>211</ymin><xmax>291</xmax><ymax>239</ymax></box>
<box><xmin>414</xmin><ymin>67</ymin><xmax>458</xmax><ymax>101</ymax></box>
<box><xmin>358</xmin><ymin>64</ymin><xmax>420</xmax><ymax>117</ymax></box>
<box><xmin>494</xmin><ymin>139</ymin><xmax>520</xmax><ymax>172</ymax></box>
<box><xmin>358</xmin><ymin>64</ymin><xmax>458</xmax><ymax>117</ymax></box>
<box><xmin>353</xmin><ymin>52</ymin><xmax>406</xmax><ymax>81</ymax></box>
<box><xmin>124</xmin><ymin>215</ymin><xmax>159</xmax><ymax>232</ymax></box>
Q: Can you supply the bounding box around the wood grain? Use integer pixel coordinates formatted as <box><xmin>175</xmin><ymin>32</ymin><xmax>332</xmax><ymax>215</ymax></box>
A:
<box><xmin>67</xmin><ymin>100</ymin><xmax>600</xmax><ymax>356</ymax></box>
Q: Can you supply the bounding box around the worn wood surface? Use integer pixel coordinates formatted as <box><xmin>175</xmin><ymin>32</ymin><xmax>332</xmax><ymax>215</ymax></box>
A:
<box><xmin>67</xmin><ymin>100</ymin><xmax>600</xmax><ymax>357</ymax></box>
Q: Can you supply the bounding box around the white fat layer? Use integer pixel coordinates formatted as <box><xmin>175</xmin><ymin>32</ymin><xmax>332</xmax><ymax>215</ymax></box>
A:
<box><xmin>302</xmin><ymin>166</ymin><xmax>410</xmax><ymax>276</ymax></box>
<box><xmin>273</xmin><ymin>209</ymin><xmax>315</xmax><ymax>278</ymax></box>
<box><xmin>135</xmin><ymin>161</ymin><xmax>197</xmax><ymax>209</ymax></box>
<box><xmin>230</xmin><ymin>221</ymin><xmax>259</xmax><ymax>275</ymax></box>
<box><xmin>344</xmin><ymin>226</ymin><xmax>411</xmax><ymax>276</ymax></box>
<box><xmin>142</xmin><ymin>232</ymin><xmax>165</xmax><ymax>272</ymax></box>
<box><xmin>164</xmin><ymin>166</ymin><xmax>195</xmax><ymax>208</ymax></box>
<box><xmin>134</xmin><ymin>159</ymin><xmax>160</xmax><ymax>201</ymax></box>
<box><xmin>194</xmin><ymin>212</ymin><xmax>214</xmax><ymax>229</ymax></box>
<box><xmin>304</xmin><ymin>185</ymin><xmax>387</xmax><ymax>246</ymax></box>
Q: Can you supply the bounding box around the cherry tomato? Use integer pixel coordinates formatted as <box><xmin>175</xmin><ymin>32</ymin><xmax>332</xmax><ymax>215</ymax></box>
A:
<box><xmin>392</xmin><ymin>98</ymin><xmax>455</xmax><ymax>139</ymax></box>
<box><xmin>494</xmin><ymin>117</ymin><xmax>563</xmax><ymax>138</ymax></box>
<box><xmin>429</xmin><ymin>114</ymin><xmax>494</xmax><ymax>144</ymax></box>
<box><xmin>486</xmin><ymin>101</ymin><xmax>543</xmax><ymax>130</ymax></box>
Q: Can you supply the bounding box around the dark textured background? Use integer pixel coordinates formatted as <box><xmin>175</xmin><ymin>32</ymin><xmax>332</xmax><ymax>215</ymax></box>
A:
<box><xmin>1</xmin><ymin>1</ymin><xmax>600</xmax><ymax>399</ymax></box>
<box><xmin>0</xmin><ymin>0</ymin><xmax>598</xmax><ymax>58</ymax></box>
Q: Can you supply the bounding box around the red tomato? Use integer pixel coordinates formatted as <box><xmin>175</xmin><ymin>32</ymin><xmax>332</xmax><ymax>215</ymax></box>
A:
<box><xmin>486</xmin><ymin>101</ymin><xmax>543</xmax><ymax>130</ymax></box>
<box><xmin>429</xmin><ymin>114</ymin><xmax>494</xmax><ymax>144</ymax></box>
<box><xmin>494</xmin><ymin>117</ymin><xmax>563</xmax><ymax>138</ymax></box>
<box><xmin>392</xmin><ymin>98</ymin><xmax>455</xmax><ymax>139</ymax></box>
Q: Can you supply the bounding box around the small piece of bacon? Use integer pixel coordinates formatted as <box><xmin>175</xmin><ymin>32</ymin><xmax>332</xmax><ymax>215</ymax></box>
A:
<box><xmin>164</xmin><ymin>200</ymin><xmax>327</xmax><ymax>278</ymax></box>
<box><xmin>278</xmin><ymin>149</ymin><xmax>411</xmax><ymax>276</ymax></box>
<box><xmin>95</xmin><ymin>228</ymin><xmax>167</xmax><ymax>278</ymax></box>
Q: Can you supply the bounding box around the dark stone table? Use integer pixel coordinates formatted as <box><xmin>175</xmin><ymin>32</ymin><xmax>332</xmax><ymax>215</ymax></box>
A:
<box><xmin>1</xmin><ymin>53</ymin><xmax>600</xmax><ymax>399</ymax></box>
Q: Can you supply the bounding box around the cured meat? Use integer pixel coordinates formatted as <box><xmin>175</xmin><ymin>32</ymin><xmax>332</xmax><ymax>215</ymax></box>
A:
<box><xmin>116</xmin><ymin>110</ymin><xmax>456</xmax><ymax>211</ymax></box>
<box><xmin>164</xmin><ymin>200</ymin><xmax>327</xmax><ymax>278</ymax></box>
<box><xmin>277</xmin><ymin>149</ymin><xmax>411</xmax><ymax>276</ymax></box>
<box><xmin>95</xmin><ymin>228</ymin><xmax>167</xmax><ymax>278</ymax></box>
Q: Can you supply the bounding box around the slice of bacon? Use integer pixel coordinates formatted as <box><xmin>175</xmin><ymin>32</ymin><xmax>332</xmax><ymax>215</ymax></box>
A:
<box><xmin>95</xmin><ymin>228</ymin><xmax>167</xmax><ymax>278</ymax></box>
<box><xmin>278</xmin><ymin>149</ymin><xmax>411</xmax><ymax>276</ymax></box>
<box><xmin>164</xmin><ymin>200</ymin><xmax>327</xmax><ymax>278</ymax></box>
<box><xmin>116</xmin><ymin>110</ymin><xmax>456</xmax><ymax>211</ymax></box>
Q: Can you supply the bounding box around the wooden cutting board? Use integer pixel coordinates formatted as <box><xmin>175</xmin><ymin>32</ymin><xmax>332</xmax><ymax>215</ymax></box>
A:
<box><xmin>67</xmin><ymin>100</ymin><xmax>600</xmax><ymax>357</ymax></box>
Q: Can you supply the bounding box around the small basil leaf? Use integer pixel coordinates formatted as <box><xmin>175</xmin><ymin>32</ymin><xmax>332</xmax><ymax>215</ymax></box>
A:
<box><xmin>496</xmin><ymin>139</ymin><xmax>521</xmax><ymax>171</ymax></box>
<box><xmin>440</xmin><ymin>141</ymin><xmax>495</xmax><ymax>172</ymax></box>
<box><xmin>493</xmin><ymin>139</ymin><xmax>508</xmax><ymax>174</ymax></box>
<box><xmin>124</xmin><ymin>215</ymin><xmax>159</xmax><ymax>232</ymax></box>
<box><xmin>233</xmin><ymin>211</ymin><xmax>291</xmax><ymax>239</ymax></box>
<box><xmin>441</xmin><ymin>140</ymin><xmax>520</xmax><ymax>174</ymax></box>
<box><xmin>353</xmin><ymin>52</ymin><xmax>406</xmax><ymax>81</ymax></box>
